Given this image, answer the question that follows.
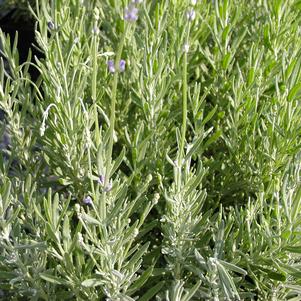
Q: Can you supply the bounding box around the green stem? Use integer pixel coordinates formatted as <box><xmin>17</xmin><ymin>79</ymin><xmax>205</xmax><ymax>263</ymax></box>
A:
<box><xmin>101</xmin><ymin>24</ymin><xmax>129</xmax><ymax>221</ymax></box>
<box><xmin>92</xmin><ymin>24</ymin><xmax>100</xmax><ymax>146</ymax></box>
<box><xmin>174</xmin><ymin>262</ymin><xmax>182</xmax><ymax>280</ymax></box>
<box><xmin>177</xmin><ymin>25</ymin><xmax>190</xmax><ymax>190</ymax></box>
<box><xmin>179</xmin><ymin>52</ymin><xmax>188</xmax><ymax>162</ymax></box>
<box><xmin>105</xmin><ymin>26</ymin><xmax>128</xmax><ymax>178</ymax></box>
<box><xmin>87</xmin><ymin>140</ymin><xmax>95</xmax><ymax>198</ymax></box>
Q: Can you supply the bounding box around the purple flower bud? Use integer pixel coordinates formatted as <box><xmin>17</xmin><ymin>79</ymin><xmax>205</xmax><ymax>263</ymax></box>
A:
<box><xmin>47</xmin><ymin>21</ymin><xmax>55</xmax><ymax>30</ymax></box>
<box><xmin>98</xmin><ymin>175</ymin><xmax>105</xmax><ymax>185</ymax></box>
<box><xmin>119</xmin><ymin>59</ymin><xmax>126</xmax><ymax>72</ymax></box>
<box><xmin>83</xmin><ymin>196</ymin><xmax>93</xmax><ymax>205</ymax></box>
<box><xmin>92</xmin><ymin>26</ymin><xmax>100</xmax><ymax>35</ymax></box>
<box><xmin>107</xmin><ymin>60</ymin><xmax>115</xmax><ymax>73</ymax></box>
<box><xmin>124</xmin><ymin>5</ymin><xmax>139</xmax><ymax>22</ymax></box>
<box><xmin>186</xmin><ymin>9</ymin><xmax>196</xmax><ymax>21</ymax></box>
<box><xmin>104</xmin><ymin>181</ymin><xmax>113</xmax><ymax>193</ymax></box>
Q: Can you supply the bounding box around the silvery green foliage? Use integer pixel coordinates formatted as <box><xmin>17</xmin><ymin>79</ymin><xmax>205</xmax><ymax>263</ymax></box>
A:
<box><xmin>1</xmin><ymin>0</ymin><xmax>301</xmax><ymax>300</ymax></box>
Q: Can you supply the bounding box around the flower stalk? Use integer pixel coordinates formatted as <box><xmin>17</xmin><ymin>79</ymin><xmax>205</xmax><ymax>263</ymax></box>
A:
<box><xmin>100</xmin><ymin>23</ymin><xmax>129</xmax><ymax>221</ymax></box>
<box><xmin>92</xmin><ymin>10</ymin><xmax>100</xmax><ymax>146</ymax></box>
<box><xmin>177</xmin><ymin>24</ymin><xmax>191</xmax><ymax>191</ymax></box>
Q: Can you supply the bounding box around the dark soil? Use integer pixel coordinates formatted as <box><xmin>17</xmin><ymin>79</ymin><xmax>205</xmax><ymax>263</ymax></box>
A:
<box><xmin>0</xmin><ymin>9</ymin><xmax>41</xmax><ymax>81</ymax></box>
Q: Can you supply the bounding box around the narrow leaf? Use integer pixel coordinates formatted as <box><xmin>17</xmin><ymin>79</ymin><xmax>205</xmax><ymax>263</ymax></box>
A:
<box><xmin>139</xmin><ymin>281</ymin><xmax>165</xmax><ymax>301</ymax></box>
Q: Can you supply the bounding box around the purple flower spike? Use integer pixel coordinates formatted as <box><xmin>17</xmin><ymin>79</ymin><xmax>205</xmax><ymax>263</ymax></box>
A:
<box><xmin>186</xmin><ymin>9</ymin><xmax>196</xmax><ymax>21</ymax></box>
<box><xmin>124</xmin><ymin>5</ymin><xmax>139</xmax><ymax>22</ymax></box>
<box><xmin>107</xmin><ymin>60</ymin><xmax>115</xmax><ymax>73</ymax></box>
<box><xmin>83</xmin><ymin>196</ymin><xmax>93</xmax><ymax>205</ymax></box>
<box><xmin>119</xmin><ymin>59</ymin><xmax>126</xmax><ymax>72</ymax></box>
<box><xmin>98</xmin><ymin>175</ymin><xmax>105</xmax><ymax>185</ymax></box>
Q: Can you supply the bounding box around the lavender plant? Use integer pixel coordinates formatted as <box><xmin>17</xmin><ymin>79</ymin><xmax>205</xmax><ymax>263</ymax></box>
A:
<box><xmin>1</xmin><ymin>0</ymin><xmax>301</xmax><ymax>300</ymax></box>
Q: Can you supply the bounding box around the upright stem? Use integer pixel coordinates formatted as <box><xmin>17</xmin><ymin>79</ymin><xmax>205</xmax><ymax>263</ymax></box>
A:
<box><xmin>106</xmin><ymin>26</ymin><xmax>128</xmax><ymax>180</ymax></box>
<box><xmin>179</xmin><ymin>52</ymin><xmax>188</xmax><ymax>162</ymax></box>
<box><xmin>177</xmin><ymin>25</ymin><xmax>190</xmax><ymax>191</ymax></box>
<box><xmin>107</xmin><ymin>26</ymin><xmax>128</xmax><ymax>167</ymax></box>
<box><xmin>174</xmin><ymin>26</ymin><xmax>191</xmax><ymax>278</ymax></box>
<box><xmin>92</xmin><ymin>22</ymin><xmax>100</xmax><ymax>146</ymax></box>
<box><xmin>100</xmin><ymin>25</ymin><xmax>128</xmax><ymax>221</ymax></box>
<box><xmin>87</xmin><ymin>139</ymin><xmax>95</xmax><ymax>197</ymax></box>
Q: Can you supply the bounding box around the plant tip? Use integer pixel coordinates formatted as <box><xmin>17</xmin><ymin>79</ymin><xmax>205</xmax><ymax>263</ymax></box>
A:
<box><xmin>74</xmin><ymin>203</ymin><xmax>81</xmax><ymax>212</ymax></box>
<box><xmin>92</xmin><ymin>26</ymin><xmax>100</xmax><ymax>35</ymax></box>
<box><xmin>104</xmin><ymin>180</ymin><xmax>113</xmax><ymax>192</ymax></box>
<box><xmin>47</xmin><ymin>21</ymin><xmax>55</xmax><ymax>30</ymax></box>
<box><xmin>83</xmin><ymin>196</ymin><xmax>93</xmax><ymax>205</ymax></box>
<box><xmin>124</xmin><ymin>4</ymin><xmax>139</xmax><ymax>22</ymax></box>
<box><xmin>107</xmin><ymin>60</ymin><xmax>115</xmax><ymax>73</ymax></box>
<box><xmin>119</xmin><ymin>59</ymin><xmax>126</xmax><ymax>72</ymax></box>
<box><xmin>98</xmin><ymin>174</ymin><xmax>105</xmax><ymax>185</ymax></box>
<box><xmin>186</xmin><ymin>9</ymin><xmax>196</xmax><ymax>21</ymax></box>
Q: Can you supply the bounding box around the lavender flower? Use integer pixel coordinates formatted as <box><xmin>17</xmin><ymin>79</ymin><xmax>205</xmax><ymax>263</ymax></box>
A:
<box><xmin>98</xmin><ymin>174</ymin><xmax>105</xmax><ymax>185</ymax></box>
<box><xmin>92</xmin><ymin>26</ymin><xmax>100</xmax><ymax>35</ymax></box>
<box><xmin>83</xmin><ymin>196</ymin><xmax>93</xmax><ymax>205</ymax></box>
<box><xmin>186</xmin><ymin>9</ymin><xmax>196</xmax><ymax>21</ymax></box>
<box><xmin>124</xmin><ymin>4</ymin><xmax>139</xmax><ymax>22</ymax></box>
<box><xmin>104</xmin><ymin>181</ymin><xmax>113</xmax><ymax>193</ymax></box>
<box><xmin>119</xmin><ymin>59</ymin><xmax>126</xmax><ymax>72</ymax></box>
<box><xmin>107</xmin><ymin>60</ymin><xmax>115</xmax><ymax>73</ymax></box>
<box><xmin>47</xmin><ymin>21</ymin><xmax>55</xmax><ymax>30</ymax></box>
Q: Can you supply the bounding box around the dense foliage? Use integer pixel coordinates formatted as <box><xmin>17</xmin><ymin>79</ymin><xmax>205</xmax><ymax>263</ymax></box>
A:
<box><xmin>1</xmin><ymin>0</ymin><xmax>301</xmax><ymax>300</ymax></box>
